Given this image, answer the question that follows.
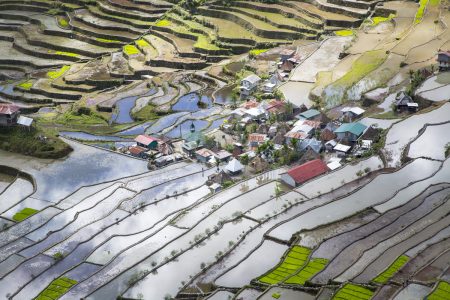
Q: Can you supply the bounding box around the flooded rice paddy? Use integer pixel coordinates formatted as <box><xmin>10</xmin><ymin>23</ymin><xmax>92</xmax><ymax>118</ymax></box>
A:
<box><xmin>0</xmin><ymin>98</ymin><xmax>449</xmax><ymax>299</ymax></box>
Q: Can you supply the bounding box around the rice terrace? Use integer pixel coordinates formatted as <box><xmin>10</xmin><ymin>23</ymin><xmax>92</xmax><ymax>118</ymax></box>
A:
<box><xmin>0</xmin><ymin>0</ymin><xmax>449</xmax><ymax>299</ymax></box>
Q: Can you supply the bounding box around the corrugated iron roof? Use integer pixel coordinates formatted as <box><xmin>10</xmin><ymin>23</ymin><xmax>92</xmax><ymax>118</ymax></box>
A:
<box><xmin>0</xmin><ymin>104</ymin><xmax>20</xmax><ymax>115</ymax></box>
<box><xmin>287</xmin><ymin>159</ymin><xmax>329</xmax><ymax>184</ymax></box>
<box><xmin>134</xmin><ymin>134</ymin><xmax>159</xmax><ymax>146</ymax></box>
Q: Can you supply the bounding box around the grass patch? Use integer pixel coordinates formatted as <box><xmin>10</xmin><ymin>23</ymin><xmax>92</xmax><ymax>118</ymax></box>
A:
<box><xmin>194</xmin><ymin>35</ymin><xmax>221</xmax><ymax>51</ymax></box>
<box><xmin>12</xmin><ymin>208</ymin><xmax>38</xmax><ymax>222</ymax></box>
<box><xmin>249</xmin><ymin>48</ymin><xmax>269</xmax><ymax>57</ymax></box>
<box><xmin>54</xmin><ymin>51</ymin><xmax>78</xmax><ymax>58</ymax></box>
<box><xmin>156</xmin><ymin>19</ymin><xmax>171</xmax><ymax>27</ymax></box>
<box><xmin>35</xmin><ymin>276</ymin><xmax>77</xmax><ymax>300</ymax></box>
<box><xmin>96</xmin><ymin>37</ymin><xmax>121</xmax><ymax>43</ymax></box>
<box><xmin>372</xmin><ymin>255</ymin><xmax>409</xmax><ymax>284</ymax></box>
<box><xmin>426</xmin><ymin>281</ymin><xmax>450</xmax><ymax>300</ymax></box>
<box><xmin>415</xmin><ymin>0</ymin><xmax>429</xmax><ymax>24</ymax></box>
<box><xmin>57</xmin><ymin>16</ymin><xmax>69</xmax><ymax>28</ymax></box>
<box><xmin>283</xmin><ymin>257</ymin><xmax>328</xmax><ymax>285</ymax></box>
<box><xmin>17</xmin><ymin>80</ymin><xmax>33</xmax><ymax>90</ymax></box>
<box><xmin>56</xmin><ymin>108</ymin><xmax>108</xmax><ymax>126</ymax></box>
<box><xmin>47</xmin><ymin>65</ymin><xmax>70</xmax><ymax>80</ymax></box>
<box><xmin>136</xmin><ymin>38</ymin><xmax>150</xmax><ymax>48</ymax></box>
<box><xmin>131</xmin><ymin>104</ymin><xmax>162</xmax><ymax>121</ymax></box>
<box><xmin>335</xmin><ymin>29</ymin><xmax>354</xmax><ymax>37</ymax></box>
<box><xmin>333</xmin><ymin>283</ymin><xmax>374</xmax><ymax>300</ymax></box>
<box><xmin>335</xmin><ymin>50</ymin><xmax>386</xmax><ymax>87</ymax></box>
<box><xmin>258</xmin><ymin>246</ymin><xmax>311</xmax><ymax>284</ymax></box>
<box><xmin>123</xmin><ymin>44</ymin><xmax>140</xmax><ymax>56</ymax></box>
<box><xmin>0</xmin><ymin>126</ymin><xmax>72</xmax><ymax>159</ymax></box>
<box><xmin>371</xmin><ymin>14</ymin><xmax>396</xmax><ymax>26</ymax></box>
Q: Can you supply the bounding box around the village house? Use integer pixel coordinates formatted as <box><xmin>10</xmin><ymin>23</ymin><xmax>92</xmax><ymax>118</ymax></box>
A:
<box><xmin>265</xmin><ymin>100</ymin><xmax>287</xmax><ymax>119</ymax></box>
<box><xmin>207</xmin><ymin>170</ymin><xmax>232</xmax><ymax>186</ymax></box>
<box><xmin>241</xmin><ymin>99</ymin><xmax>259</xmax><ymax>110</ymax></box>
<box><xmin>232</xmin><ymin>143</ymin><xmax>244</xmax><ymax>157</ymax></box>
<box><xmin>214</xmin><ymin>150</ymin><xmax>232</xmax><ymax>162</ymax></box>
<box><xmin>327</xmin><ymin>158</ymin><xmax>342</xmax><ymax>171</ymax></box>
<box><xmin>262</xmin><ymin>73</ymin><xmax>282</xmax><ymax>93</ymax></box>
<box><xmin>195</xmin><ymin>148</ymin><xmax>215</xmax><ymax>163</ymax></box>
<box><xmin>134</xmin><ymin>134</ymin><xmax>159</xmax><ymax>150</ymax></box>
<box><xmin>334</xmin><ymin>143</ymin><xmax>352</xmax><ymax>157</ymax></box>
<box><xmin>245</xmin><ymin>107</ymin><xmax>266</xmax><ymax>120</ymax></box>
<box><xmin>240</xmin><ymin>74</ymin><xmax>261</xmax><ymax>96</ymax></box>
<box><xmin>248</xmin><ymin>133</ymin><xmax>268</xmax><ymax>148</ymax></box>
<box><xmin>395</xmin><ymin>91</ymin><xmax>418</xmax><ymax>112</ymax></box>
<box><xmin>341</xmin><ymin>107</ymin><xmax>365</xmax><ymax>122</ymax></box>
<box><xmin>334</xmin><ymin>122</ymin><xmax>367</xmax><ymax>142</ymax></box>
<box><xmin>128</xmin><ymin>146</ymin><xmax>148</xmax><ymax>159</ymax></box>
<box><xmin>285</xmin><ymin>119</ymin><xmax>320</xmax><ymax>144</ymax></box>
<box><xmin>359</xmin><ymin>125</ymin><xmax>380</xmax><ymax>146</ymax></box>
<box><xmin>437</xmin><ymin>51</ymin><xmax>450</xmax><ymax>71</ymax></box>
<box><xmin>206</xmin><ymin>128</ymin><xmax>236</xmax><ymax>148</ymax></box>
<box><xmin>225</xmin><ymin>158</ymin><xmax>244</xmax><ymax>175</ymax></box>
<box><xmin>298</xmin><ymin>109</ymin><xmax>320</xmax><ymax>120</ymax></box>
<box><xmin>297</xmin><ymin>138</ymin><xmax>322</xmax><ymax>154</ymax></box>
<box><xmin>280</xmin><ymin>49</ymin><xmax>296</xmax><ymax>62</ymax></box>
<box><xmin>182</xmin><ymin>141</ymin><xmax>200</xmax><ymax>157</ymax></box>
<box><xmin>281</xmin><ymin>159</ymin><xmax>329</xmax><ymax>187</ymax></box>
<box><xmin>0</xmin><ymin>104</ymin><xmax>20</xmax><ymax>126</ymax></box>
<box><xmin>324</xmin><ymin>139</ymin><xmax>337</xmax><ymax>152</ymax></box>
<box><xmin>17</xmin><ymin>116</ymin><xmax>34</xmax><ymax>130</ymax></box>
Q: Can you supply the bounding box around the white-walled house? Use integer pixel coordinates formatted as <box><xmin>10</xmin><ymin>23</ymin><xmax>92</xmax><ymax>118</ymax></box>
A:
<box><xmin>240</xmin><ymin>74</ymin><xmax>261</xmax><ymax>96</ymax></box>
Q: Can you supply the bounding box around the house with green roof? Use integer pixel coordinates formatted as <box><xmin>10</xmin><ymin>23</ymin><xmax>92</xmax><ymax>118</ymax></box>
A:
<box><xmin>298</xmin><ymin>109</ymin><xmax>320</xmax><ymax>120</ymax></box>
<box><xmin>334</xmin><ymin>122</ymin><xmax>367</xmax><ymax>142</ymax></box>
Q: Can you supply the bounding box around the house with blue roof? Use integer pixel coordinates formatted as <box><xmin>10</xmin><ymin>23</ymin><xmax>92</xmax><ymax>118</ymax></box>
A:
<box><xmin>334</xmin><ymin>122</ymin><xmax>367</xmax><ymax>142</ymax></box>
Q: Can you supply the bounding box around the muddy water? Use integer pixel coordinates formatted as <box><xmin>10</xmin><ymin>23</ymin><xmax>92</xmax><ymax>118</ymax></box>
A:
<box><xmin>213</xmin><ymin>84</ymin><xmax>235</xmax><ymax>105</ymax></box>
<box><xmin>413</xmin><ymin>250</ymin><xmax>450</xmax><ymax>282</ymax></box>
<box><xmin>259</xmin><ymin>288</ymin><xmax>315</xmax><ymax>300</ymax></box>
<box><xmin>312</xmin><ymin>185</ymin><xmax>449</xmax><ymax>284</ymax></box>
<box><xmin>290</xmin><ymin>37</ymin><xmax>351</xmax><ymax>83</ymax></box>
<box><xmin>354</xmin><ymin>215</ymin><xmax>450</xmax><ymax>283</ymax></box>
<box><xmin>279</xmin><ymin>81</ymin><xmax>314</xmax><ymax>107</ymax></box>
<box><xmin>233</xmin><ymin>288</ymin><xmax>263</xmax><ymax>300</ymax></box>
<box><xmin>338</xmin><ymin>211</ymin><xmax>450</xmax><ymax>283</ymax></box>
<box><xmin>393</xmin><ymin>239</ymin><xmax>450</xmax><ymax>284</ymax></box>
<box><xmin>392</xmin><ymin>284</ymin><xmax>431</xmax><ymax>300</ymax></box>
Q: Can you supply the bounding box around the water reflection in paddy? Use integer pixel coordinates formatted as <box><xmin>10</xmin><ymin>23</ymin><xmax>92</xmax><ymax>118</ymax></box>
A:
<box><xmin>0</xmin><ymin>140</ymin><xmax>148</xmax><ymax>202</ymax></box>
<box><xmin>172</xmin><ymin>92</ymin><xmax>213</xmax><ymax>112</ymax></box>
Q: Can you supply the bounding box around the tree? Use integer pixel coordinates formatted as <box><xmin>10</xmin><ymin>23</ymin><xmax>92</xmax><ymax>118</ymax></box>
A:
<box><xmin>290</xmin><ymin>138</ymin><xmax>298</xmax><ymax>150</ymax></box>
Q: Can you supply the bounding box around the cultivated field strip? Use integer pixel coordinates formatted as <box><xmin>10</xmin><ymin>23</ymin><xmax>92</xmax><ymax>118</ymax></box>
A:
<box><xmin>266</xmin><ymin>158</ymin><xmax>442</xmax><ymax>242</ymax></box>
<box><xmin>311</xmin><ymin>184</ymin><xmax>450</xmax><ymax>283</ymax></box>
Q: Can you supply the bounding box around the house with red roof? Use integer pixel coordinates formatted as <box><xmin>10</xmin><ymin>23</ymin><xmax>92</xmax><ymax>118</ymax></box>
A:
<box><xmin>248</xmin><ymin>133</ymin><xmax>268</xmax><ymax>148</ymax></box>
<box><xmin>134</xmin><ymin>134</ymin><xmax>159</xmax><ymax>150</ymax></box>
<box><xmin>128</xmin><ymin>146</ymin><xmax>148</xmax><ymax>158</ymax></box>
<box><xmin>281</xmin><ymin>159</ymin><xmax>329</xmax><ymax>187</ymax></box>
<box><xmin>0</xmin><ymin>104</ymin><xmax>20</xmax><ymax>126</ymax></box>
